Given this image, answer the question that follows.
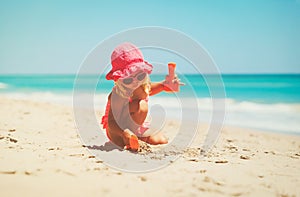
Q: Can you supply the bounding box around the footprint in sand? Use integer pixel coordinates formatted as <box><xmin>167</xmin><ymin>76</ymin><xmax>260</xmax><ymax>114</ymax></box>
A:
<box><xmin>226</xmin><ymin>145</ymin><xmax>238</xmax><ymax>152</ymax></box>
<box><xmin>215</xmin><ymin>160</ymin><xmax>228</xmax><ymax>164</ymax></box>
<box><xmin>24</xmin><ymin>171</ymin><xmax>33</xmax><ymax>175</ymax></box>
<box><xmin>226</xmin><ymin>139</ymin><xmax>236</xmax><ymax>143</ymax></box>
<box><xmin>188</xmin><ymin>158</ymin><xmax>199</xmax><ymax>162</ymax></box>
<box><xmin>0</xmin><ymin>171</ymin><xmax>16</xmax><ymax>175</ymax></box>
<box><xmin>242</xmin><ymin>148</ymin><xmax>250</xmax><ymax>152</ymax></box>
<box><xmin>8</xmin><ymin>137</ymin><xmax>18</xmax><ymax>143</ymax></box>
<box><xmin>240</xmin><ymin>155</ymin><xmax>250</xmax><ymax>160</ymax></box>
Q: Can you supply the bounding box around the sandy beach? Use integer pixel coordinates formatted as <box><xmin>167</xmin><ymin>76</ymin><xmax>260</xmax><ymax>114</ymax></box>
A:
<box><xmin>0</xmin><ymin>96</ymin><xmax>299</xmax><ymax>197</ymax></box>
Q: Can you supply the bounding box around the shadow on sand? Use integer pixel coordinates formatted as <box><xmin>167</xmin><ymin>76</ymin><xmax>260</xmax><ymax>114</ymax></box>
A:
<box><xmin>85</xmin><ymin>141</ymin><xmax>123</xmax><ymax>152</ymax></box>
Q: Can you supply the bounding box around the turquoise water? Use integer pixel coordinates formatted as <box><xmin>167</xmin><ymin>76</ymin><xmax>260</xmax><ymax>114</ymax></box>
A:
<box><xmin>1</xmin><ymin>74</ymin><xmax>300</xmax><ymax>134</ymax></box>
<box><xmin>1</xmin><ymin>74</ymin><xmax>299</xmax><ymax>103</ymax></box>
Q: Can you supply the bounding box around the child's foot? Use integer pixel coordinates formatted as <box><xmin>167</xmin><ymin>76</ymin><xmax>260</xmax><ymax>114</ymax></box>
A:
<box><xmin>123</xmin><ymin>129</ymin><xmax>139</xmax><ymax>151</ymax></box>
<box><xmin>140</xmin><ymin>132</ymin><xmax>168</xmax><ymax>145</ymax></box>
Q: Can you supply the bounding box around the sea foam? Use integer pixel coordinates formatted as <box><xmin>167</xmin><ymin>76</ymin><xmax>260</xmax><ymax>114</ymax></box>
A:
<box><xmin>0</xmin><ymin>82</ymin><xmax>8</xmax><ymax>89</ymax></box>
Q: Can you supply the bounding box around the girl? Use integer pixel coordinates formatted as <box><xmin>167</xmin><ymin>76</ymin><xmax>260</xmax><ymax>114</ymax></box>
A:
<box><xmin>101</xmin><ymin>42</ymin><xmax>181</xmax><ymax>151</ymax></box>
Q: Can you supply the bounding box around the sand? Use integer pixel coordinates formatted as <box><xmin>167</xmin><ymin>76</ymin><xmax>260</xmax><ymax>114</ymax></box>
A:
<box><xmin>0</xmin><ymin>96</ymin><xmax>299</xmax><ymax>197</ymax></box>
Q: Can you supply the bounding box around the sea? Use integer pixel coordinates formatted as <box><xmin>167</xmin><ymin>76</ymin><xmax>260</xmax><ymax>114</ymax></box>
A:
<box><xmin>0</xmin><ymin>74</ymin><xmax>300</xmax><ymax>135</ymax></box>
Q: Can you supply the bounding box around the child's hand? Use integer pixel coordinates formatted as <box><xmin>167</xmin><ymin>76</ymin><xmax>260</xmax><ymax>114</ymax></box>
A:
<box><xmin>164</xmin><ymin>75</ymin><xmax>185</xmax><ymax>92</ymax></box>
<box><xmin>173</xmin><ymin>75</ymin><xmax>185</xmax><ymax>86</ymax></box>
<box><xmin>123</xmin><ymin>129</ymin><xmax>139</xmax><ymax>151</ymax></box>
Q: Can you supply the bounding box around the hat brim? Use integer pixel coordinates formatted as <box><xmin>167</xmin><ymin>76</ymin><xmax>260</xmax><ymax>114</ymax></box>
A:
<box><xmin>106</xmin><ymin>61</ymin><xmax>153</xmax><ymax>81</ymax></box>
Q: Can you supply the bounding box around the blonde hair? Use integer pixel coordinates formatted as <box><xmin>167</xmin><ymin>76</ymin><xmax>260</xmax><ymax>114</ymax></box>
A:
<box><xmin>114</xmin><ymin>75</ymin><xmax>151</xmax><ymax>99</ymax></box>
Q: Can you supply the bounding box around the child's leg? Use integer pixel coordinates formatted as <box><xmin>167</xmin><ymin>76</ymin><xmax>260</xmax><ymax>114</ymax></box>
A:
<box><xmin>130</xmin><ymin>99</ymin><xmax>168</xmax><ymax>145</ymax></box>
<box><xmin>106</xmin><ymin>101</ymin><xmax>139</xmax><ymax>151</ymax></box>
<box><xmin>129</xmin><ymin>99</ymin><xmax>148</xmax><ymax>125</ymax></box>
<box><xmin>107</xmin><ymin>128</ymin><xmax>138</xmax><ymax>150</ymax></box>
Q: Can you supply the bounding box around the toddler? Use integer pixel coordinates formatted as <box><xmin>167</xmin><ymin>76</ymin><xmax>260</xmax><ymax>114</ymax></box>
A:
<box><xmin>101</xmin><ymin>42</ymin><xmax>181</xmax><ymax>151</ymax></box>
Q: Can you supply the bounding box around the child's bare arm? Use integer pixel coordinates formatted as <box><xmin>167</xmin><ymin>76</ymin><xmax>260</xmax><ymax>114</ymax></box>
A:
<box><xmin>150</xmin><ymin>81</ymin><xmax>165</xmax><ymax>96</ymax></box>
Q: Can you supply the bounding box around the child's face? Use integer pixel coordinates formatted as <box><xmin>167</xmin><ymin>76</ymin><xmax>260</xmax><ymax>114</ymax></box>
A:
<box><xmin>120</xmin><ymin>71</ymin><xmax>147</xmax><ymax>89</ymax></box>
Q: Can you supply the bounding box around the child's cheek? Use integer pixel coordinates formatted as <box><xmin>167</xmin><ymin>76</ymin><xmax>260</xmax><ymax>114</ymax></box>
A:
<box><xmin>132</xmin><ymin>82</ymin><xmax>141</xmax><ymax>89</ymax></box>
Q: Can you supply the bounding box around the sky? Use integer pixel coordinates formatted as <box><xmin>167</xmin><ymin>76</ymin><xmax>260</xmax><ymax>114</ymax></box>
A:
<box><xmin>0</xmin><ymin>0</ymin><xmax>299</xmax><ymax>74</ymax></box>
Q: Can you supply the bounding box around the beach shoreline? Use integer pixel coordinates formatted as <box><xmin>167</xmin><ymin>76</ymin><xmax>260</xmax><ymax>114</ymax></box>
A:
<box><xmin>0</xmin><ymin>96</ymin><xmax>299</xmax><ymax>197</ymax></box>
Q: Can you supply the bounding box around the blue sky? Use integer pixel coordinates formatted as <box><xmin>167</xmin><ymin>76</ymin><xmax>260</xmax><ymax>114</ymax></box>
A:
<box><xmin>0</xmin><ymin>0</ymin><xmax>299</xmax><ymax>74</ymax></box>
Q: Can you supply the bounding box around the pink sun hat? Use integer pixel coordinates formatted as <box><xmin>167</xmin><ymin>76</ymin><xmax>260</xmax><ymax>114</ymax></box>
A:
<box><xmin>106</xmin><ymin>42</ymin><xmax>153</xmax><ymax>81</ymax></box>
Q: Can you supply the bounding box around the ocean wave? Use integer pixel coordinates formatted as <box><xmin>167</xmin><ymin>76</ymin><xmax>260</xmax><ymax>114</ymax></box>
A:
<box><xmin>0</xmin><ymin>82</ymin><xmax>8</xmax><ymax>89</ymax></box>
